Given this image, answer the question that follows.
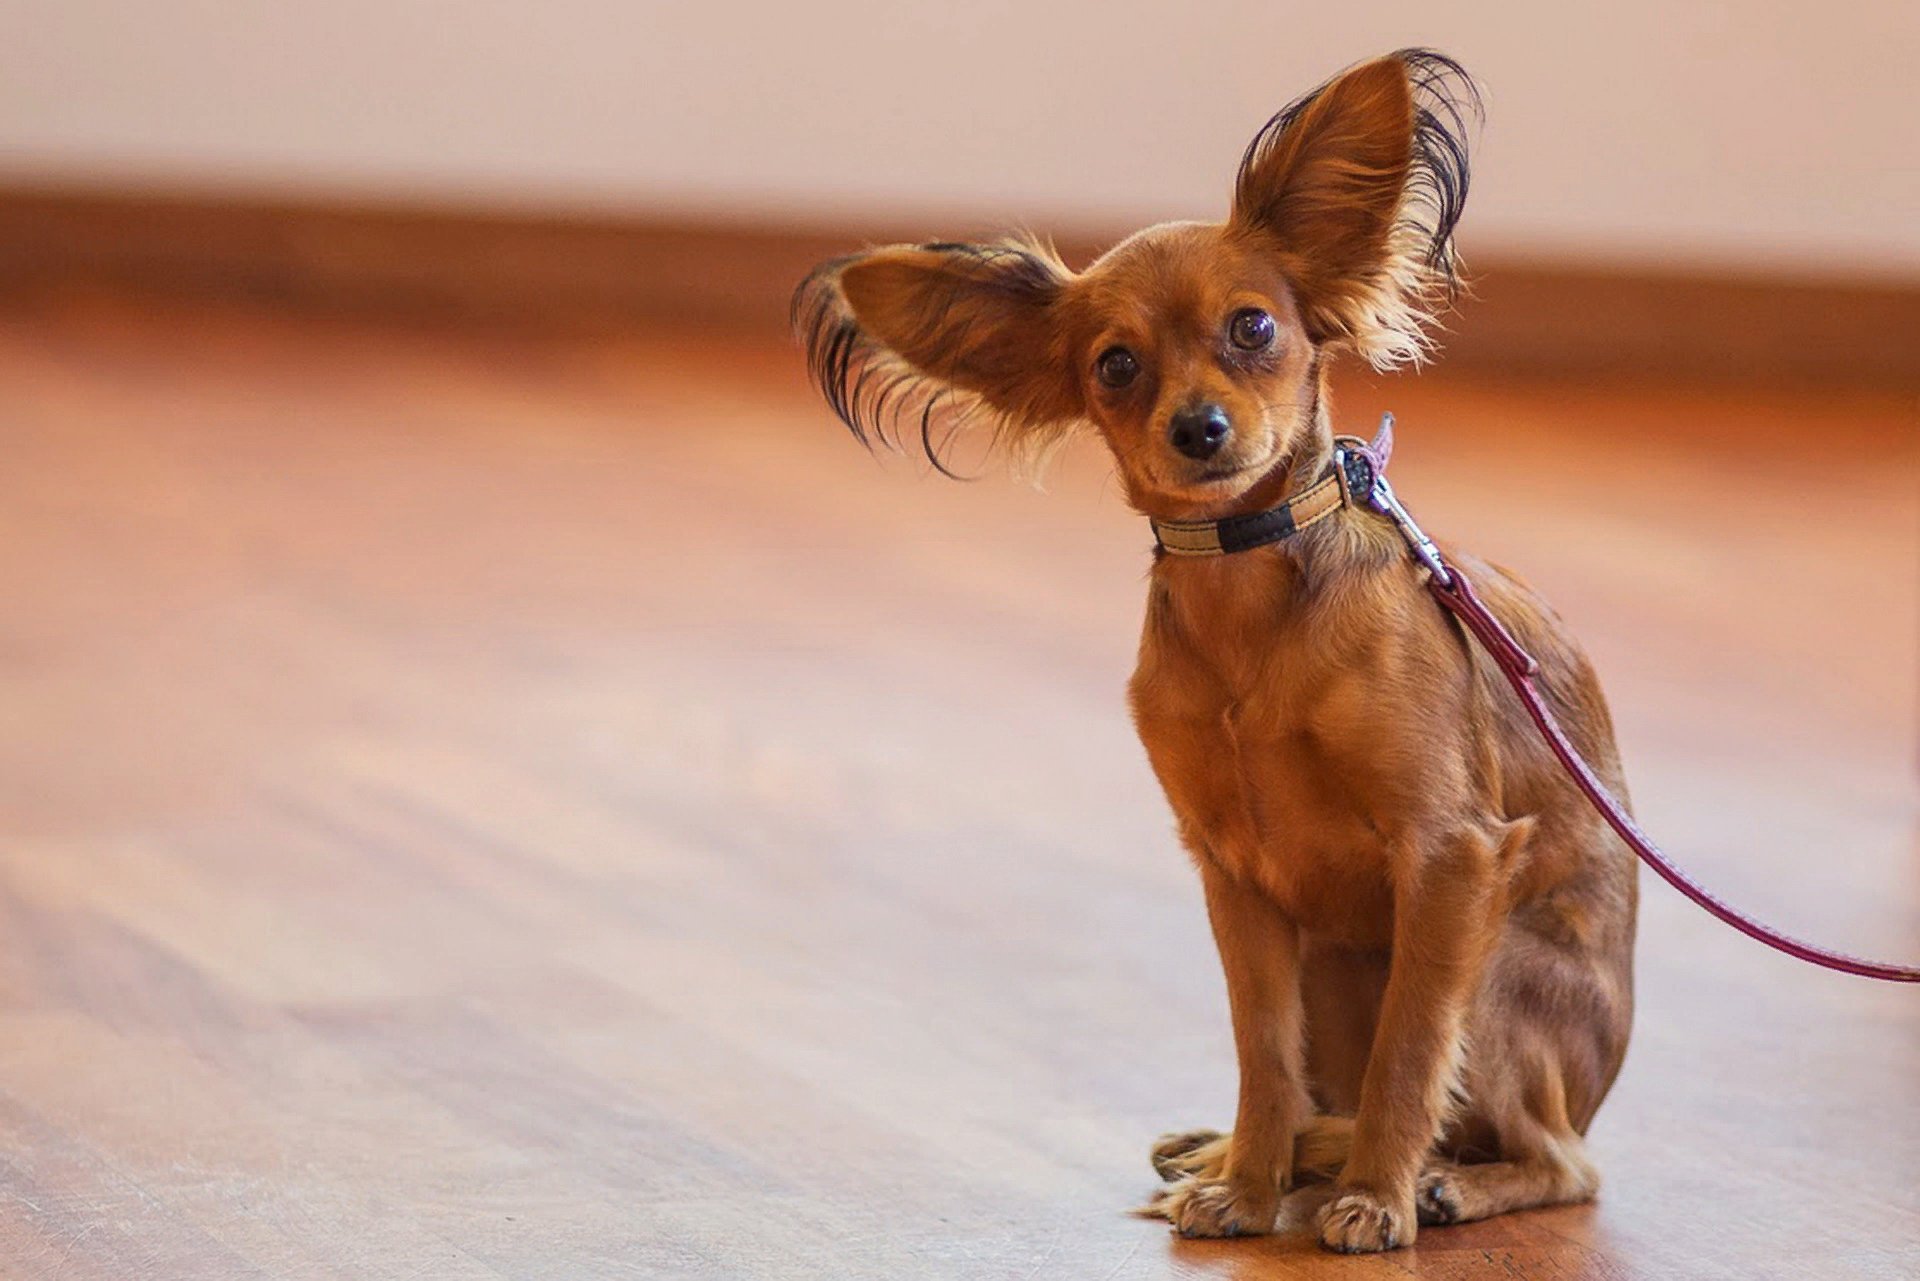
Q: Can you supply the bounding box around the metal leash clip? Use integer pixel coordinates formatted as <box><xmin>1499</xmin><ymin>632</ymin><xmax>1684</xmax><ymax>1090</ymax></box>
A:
<box><xmin>1368</xmin><ymin>473</ymin><xmax>1452</xmax><ymax>588</ymax></box>
<box><xmin>1335</xmin><ymin>417</ymin><xmax>1453</xmax><ymax>588</ymax></box>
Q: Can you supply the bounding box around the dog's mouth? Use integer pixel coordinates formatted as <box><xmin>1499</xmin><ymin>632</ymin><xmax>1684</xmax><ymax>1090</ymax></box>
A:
<box><xmin>1126</xmin><ymin>422</ymin><xmax>1301</xmax><ymax>518</ymax></box>
<box><xmin>1174</xmin><ymin>446</ymin><xmax>1286</xmax><ymax>498</ymax></box>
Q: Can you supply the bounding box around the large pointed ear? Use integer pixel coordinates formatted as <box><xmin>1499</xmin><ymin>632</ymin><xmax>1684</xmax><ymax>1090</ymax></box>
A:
<box><xmin>793</xmin><ymin>239</ymin><xmax>1083</xmax><ymax>474</ymax></box>
<box><xmin>1231</xmin><ymin>49</ymin><xmax>1479</xmax><ymax>369</ymax></box>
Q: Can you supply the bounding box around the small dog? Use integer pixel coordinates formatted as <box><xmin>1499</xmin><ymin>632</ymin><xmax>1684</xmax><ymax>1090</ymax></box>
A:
<box><xmin>795</xmin><ymin>49</ymin><xmax>1635</xmax><ymax>1253</ymax></box>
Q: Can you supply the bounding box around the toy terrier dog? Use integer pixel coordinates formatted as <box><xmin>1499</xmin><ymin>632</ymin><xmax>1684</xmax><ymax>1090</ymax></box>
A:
<box><xmin>795</xmin><ymin>49</ymin><xmax>1636</xmax><ymax>1253</ymax></box>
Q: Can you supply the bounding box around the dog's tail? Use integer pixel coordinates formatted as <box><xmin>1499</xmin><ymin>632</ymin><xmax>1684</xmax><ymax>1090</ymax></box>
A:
<box><xmin>1293</xmin><ymin>1114</ymin><xmax>1354</xmax><ymax>1182</ymax></box>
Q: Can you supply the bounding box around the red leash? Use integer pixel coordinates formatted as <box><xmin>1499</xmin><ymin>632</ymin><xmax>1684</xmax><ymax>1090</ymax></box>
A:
<box><xmin>1346</xmin><ymin>417</ymin><xmax>1920</xmax><ymax>984</ymax></box>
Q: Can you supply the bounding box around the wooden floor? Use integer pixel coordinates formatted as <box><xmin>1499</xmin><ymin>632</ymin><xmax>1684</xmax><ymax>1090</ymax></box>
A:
<box><xmin>0</xmin><ymin>292</ymin><xmax>1914</xmax><ymax>1280</ymax></box>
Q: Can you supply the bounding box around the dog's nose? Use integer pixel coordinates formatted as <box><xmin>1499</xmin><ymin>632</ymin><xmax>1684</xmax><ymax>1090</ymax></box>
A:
<box><xmin>1168</xmin><ymin>404</ymin><xmax>1232</xmax><ymax>461</ymax></box>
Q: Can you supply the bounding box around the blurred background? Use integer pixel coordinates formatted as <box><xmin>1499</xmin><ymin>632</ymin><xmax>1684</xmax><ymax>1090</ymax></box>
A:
<box><xmin>2</xmin><ymin>2</ymin><xmax>1916</xmax><ymax>376</ymax></box>
<box><xmin>0</xmin><ymin>5</ymin><xmax>1914</xmax><ymax>1280</ymax></box>
<box><xmin>3</xmin><ymin>2</ymin><xmax>1917</xmax><ymax>262</ymax></box>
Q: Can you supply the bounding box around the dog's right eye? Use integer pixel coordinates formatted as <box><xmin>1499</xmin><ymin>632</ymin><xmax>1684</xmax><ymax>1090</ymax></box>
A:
<box><xmin>1095</xmin><ymin>347</ymin><xmax>1140</xmax><ymax>389</ymax></box>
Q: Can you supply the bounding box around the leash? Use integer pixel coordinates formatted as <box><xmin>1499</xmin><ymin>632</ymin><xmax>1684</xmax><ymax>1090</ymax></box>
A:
<box><xmin>1155</xmin><ymin>414</ymin><xmax>1920</xmax><ymax>983</ymax></box>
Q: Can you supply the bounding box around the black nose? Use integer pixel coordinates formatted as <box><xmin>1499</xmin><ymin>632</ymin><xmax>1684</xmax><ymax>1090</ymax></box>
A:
<box><xmin>1168</xmin><ymin>404</ymin><xmax>1232</xmax><ymax>460</ymax></box>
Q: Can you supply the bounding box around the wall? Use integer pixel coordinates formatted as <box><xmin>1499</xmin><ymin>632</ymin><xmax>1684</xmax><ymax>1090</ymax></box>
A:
<box><xmin>2</xmin><ymin>1</ymin><xmax>1915</xmax><ymax>277</ymax></box>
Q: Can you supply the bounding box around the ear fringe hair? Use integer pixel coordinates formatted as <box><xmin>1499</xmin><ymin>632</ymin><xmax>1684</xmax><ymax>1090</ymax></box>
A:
<box><xmin>1238</xmin><ymin>48</ymin><xmax>1482</xmax><ymax>371</ymax></box>
<box><xmin>790</xmin><ymin>236</ymin><xmax>1082</xmax><ymax>480</ymax></box>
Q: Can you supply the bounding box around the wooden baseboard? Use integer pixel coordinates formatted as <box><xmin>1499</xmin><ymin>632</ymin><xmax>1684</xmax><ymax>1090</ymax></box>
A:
<box><xmin>1437</xmin><ymin>257</ymin><xmax>1918</xmax><ymax>389</ymax></box>
<box><xmin>1</xmin><ymin>183</ymin><xmax>1913</xmax><ymax>387</ymax></box>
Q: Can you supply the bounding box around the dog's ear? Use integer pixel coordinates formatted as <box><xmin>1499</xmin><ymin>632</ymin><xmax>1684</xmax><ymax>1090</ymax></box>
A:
<box><xmin>1230</xmin><ymin>49</ymin><xmax>1478</xmax><ymax>369</ymax></box>
<box><xmin>794</xmin><ymin>240</ymin><xmax>1083</xmax><ymax>473</ymax></box>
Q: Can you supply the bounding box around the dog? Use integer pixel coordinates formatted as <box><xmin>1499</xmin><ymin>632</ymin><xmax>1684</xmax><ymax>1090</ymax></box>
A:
<box><xmin>794</xmin><ymin>49</ymin><xmax>1636</xmax><ymax>1254</ymax></box>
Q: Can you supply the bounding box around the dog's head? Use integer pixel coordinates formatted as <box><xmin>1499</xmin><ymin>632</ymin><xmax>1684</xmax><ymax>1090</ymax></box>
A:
<box><xmin>796</xmin><ymin>50</ymin><xmax>1477</xmax><ymax>517</ymax></box>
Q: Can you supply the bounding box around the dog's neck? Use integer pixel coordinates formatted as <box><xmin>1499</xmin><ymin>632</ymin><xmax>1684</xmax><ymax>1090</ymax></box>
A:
<box><xmin>1140</xmin><ymin>386</ymin><xmax>1343</xmax><ymax>547</ymax></box>
<box><xmin>1143</xmin><ymin>394</ymin><xmax>1405</xmax><ymax>591</ymax></box>
<box><xmin>1135</xmin><ymin>370</ymin><xmax>1336</xmax><ymax>526</ymax></box>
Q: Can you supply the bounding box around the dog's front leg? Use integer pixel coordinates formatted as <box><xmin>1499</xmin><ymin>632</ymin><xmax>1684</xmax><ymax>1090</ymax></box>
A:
<box><xmin>1162</xmin><ymin>856</ymin><xmax>1309</xmax><ymax>1238</ymax></box>
<box><xmin>1317</xmin><ymin>827</ymin><xmax>1502</xmax><ymax>1253</ymax></box>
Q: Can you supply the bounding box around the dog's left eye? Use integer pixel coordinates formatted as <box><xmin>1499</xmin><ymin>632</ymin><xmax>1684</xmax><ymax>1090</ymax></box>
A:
<box><xmin>1229</xmin><ymin>308</ymin><xmax>1275</xmax><ymax>351</ymax></box>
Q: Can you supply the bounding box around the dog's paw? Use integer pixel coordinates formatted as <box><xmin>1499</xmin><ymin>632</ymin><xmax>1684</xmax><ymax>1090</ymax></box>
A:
<box><xmin>1149</xmin><ymin>1129</ymin><xmax>1228</xmax><ymax>1182</ymax></box>
<box><xmin>1153</xmin><ymin>1175</ymin><xmax>1278</xmax><ymax>1239</ymax></box>
<box><xmin>1316</xmin><ymin>1187</ymin><xmax>1414</xmax><ymax>1253</ymax></box>
<box><xmin>1415</xmin><ymin>1168</ymin><xmax>1464</xmax><ymax>1226</ymax></box>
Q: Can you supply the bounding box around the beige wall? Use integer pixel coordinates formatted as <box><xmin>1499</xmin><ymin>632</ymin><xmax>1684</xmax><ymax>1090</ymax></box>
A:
<box><xmin>2</xmin><ymin>2</ymin><xmax>1915</xmax><ymax>276</ymax></box>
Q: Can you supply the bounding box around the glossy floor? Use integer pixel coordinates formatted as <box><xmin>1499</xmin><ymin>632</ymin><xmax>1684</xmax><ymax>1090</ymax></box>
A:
<box><xmin>0</xmin><ymin>294</ymin><xmax>1915</xmax><ymax>1279</ymax></box>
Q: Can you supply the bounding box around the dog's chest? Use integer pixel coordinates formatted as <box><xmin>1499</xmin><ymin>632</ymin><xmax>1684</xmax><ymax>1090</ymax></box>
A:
<box><xmin>1130</xmin><ymin>558</ymin><xmax>1398</xmax><ymax>937</ymax></box>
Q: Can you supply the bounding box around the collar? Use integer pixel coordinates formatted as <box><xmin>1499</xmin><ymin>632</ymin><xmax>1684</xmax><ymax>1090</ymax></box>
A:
<box><xmin>1149</xmin><ymin>415</ymin><xmax>1396</xmax><ymax>557</ymax></box>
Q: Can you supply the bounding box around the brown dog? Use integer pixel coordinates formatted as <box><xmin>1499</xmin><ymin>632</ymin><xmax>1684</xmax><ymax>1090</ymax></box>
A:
<box><xmin>795</xmin><ymin>49</ymin><xmax>1636</xmax><ymax>1254</ymax></box>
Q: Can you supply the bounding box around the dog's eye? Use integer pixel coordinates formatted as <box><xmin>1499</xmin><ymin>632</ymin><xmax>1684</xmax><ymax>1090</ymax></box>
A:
<box><xmin>1229</xmin><ymin>308</ymin><xmax>1275</xmax><ymax>351</ymax></box>
<box><xmin>1095</xmin><ymin>347</ymin><xmax>1140</xmax><ymax>389</ymax></box>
